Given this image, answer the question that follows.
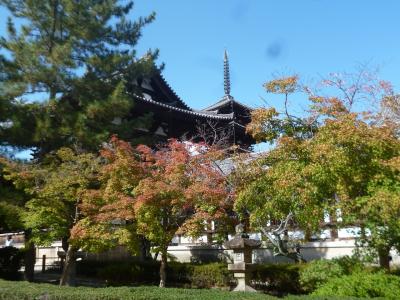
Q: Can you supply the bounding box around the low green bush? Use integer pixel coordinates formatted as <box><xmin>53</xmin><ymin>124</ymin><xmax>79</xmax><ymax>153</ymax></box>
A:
<box><xmin>251</xmin><ymin>263</ymin><xmax>304</xmax><ymax>295</ymax></box>
<box><xmin>77</xmin><ymin>259</ymin><xmax>160</xmax><ymax>285</ymax></box>
<box><xmin>78</xmin><ymin>260</ymin><xmax>229</xmax><ymax>288</ymax></box>
<box><xmin>313</xmin><ymin>272</ymin><xmax>400</xmax><ymax>299</ymax></box>
<box><xmin>331</xmin><ymin>255</ymin><xmax>365</xmax><ymax>274</ymax></box>
<box><xmin>190</xmin><ymin>263</ymin><xmax>232</xmax><ymax>288</ymax></box>
<box><xmin>167</xmin><ymin>261</ymin><xmax>194</xmax><ymax>286</ymax></box>
<box><xmin>299</xmin><ymin>256</ymin><xmax>366</xmax><ymax>292</ymax></box>
<box><xmin>78</xmin><ymin>260</ymin><xmax>305</xmax><ymax>294</ymax></box>
<box><xmin>0</xmin><ymin>247</ymin><xmax>23</xmax><ymax>280</ymax></box>
<box><xmin>97</xmin><ymin>260</ymin><xmax>160</xmax><ymax>285</ymax></box>
<box><xmin>299</xmin><ymin>259</ymin><xmax>344</xmax><ymax>292</ymax></box>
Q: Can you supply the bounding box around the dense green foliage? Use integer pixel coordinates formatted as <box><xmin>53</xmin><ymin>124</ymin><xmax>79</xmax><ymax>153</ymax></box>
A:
<box><xmin>190</xmin><ymin>263</ymin><xmax>232</xmax><ymax>288</ymax></box>
<box><xmin>313</xmin><ymin>273</ymin><xmax>400</xmax><ymax>299</ymax></box>
<box><xmin>299</xmin><ymin>256</ymin><xmax>365</xmax><ymax>292</ymax></box>
<box><xmin>77</xmin><ymin>260</ymin><xmax>232</xmax><ymax>289</ymax></box>
<box><xmin>10</xmin><ymin>148</ymin><xmax>104</xmax><ymax>285</ymax></box>
<box><xmin>251</xmin><ymin>263</ymin><xmax>303</xmax><ymax>295</ymax></box>
<box><xmin>76</xmin><ymin>260</ymin><xmax>307</xmax><ymax>295</ymax></box>
<box><xmin>0</xmin><ymin>157</ymin><xmax>26</xmax><ymax>232</ymax></box>
<box><xmin>20</xmin><ymin>148</ymin><xmax>101</xmax><ymax>247</ymax></box>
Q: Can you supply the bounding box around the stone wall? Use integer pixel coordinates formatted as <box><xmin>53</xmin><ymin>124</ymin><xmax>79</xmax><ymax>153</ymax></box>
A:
<box><xmin>2</xmin><ymin>232</ymin><xmax>400</xmax><ymax>269</ymax></box>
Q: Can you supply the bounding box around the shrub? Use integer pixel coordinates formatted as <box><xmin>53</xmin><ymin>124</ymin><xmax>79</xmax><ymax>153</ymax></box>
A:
<box><xmin>167</xmin><ymin>262</ymin><xmax>194</xmax><ymax>286</ymax></box>
<box><xmin>331</xmin><ymin>255</ymin><xmax>365</xmax><ymax>274</ymax></box>
<box><xmin>313</xmin><ymin>272</ymin><xmax>400</xmax><ymax>299</ymax></box>
<box><xmin>299</xmin><ymin>259</ymin><xmax>344</xmax><ymax>292</ymax></box>
<box><xmin>0</xmin><ymin>247</ymin><xmax>23</xmax><ymax>280</ymax></box>
<box><xmin>78</xmin><ymin>260</ymin><xmax>161</xmax><ymax>285</ymax></box>
<box><xmin>190</xmin><ymin>263</ymin><xmax>232</xmax><ymax>288</ymax></box>
<box><xmin>77</xmin><ymin>260</ymin><xmax>228</xmax><ymax>288</ymax></box>
<box><xmin>299</xmin><ymin>256</ymin><xmax>367</xmax><ymax>293</ymax></box>
<box><xmin>251</xmin><ymin>263</ymin><xmax>303</xmax><ymax>295</ymax></box>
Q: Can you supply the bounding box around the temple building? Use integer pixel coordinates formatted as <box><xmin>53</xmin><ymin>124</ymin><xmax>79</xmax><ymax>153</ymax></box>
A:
<box><xmin>130</xmin><ymin>51</ymin><xmax>255</xmax><ymax>150</ymax></box>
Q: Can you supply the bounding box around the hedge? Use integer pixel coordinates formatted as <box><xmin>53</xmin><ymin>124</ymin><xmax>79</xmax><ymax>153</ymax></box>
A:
<box><xmin>299</xmin><ymin>259</ymin><xmax>344</xmax><ymax>292</ymax></box>
<box><xmin>313</xmin><ymin>272</ymin><xmax>400</xmax><ymax>299</ymax></box>
<box><xmin>299</xmin><ymin>256</ymin><xmax>373</xmax><ymax>293</ymax></box>
<box><xmin>77</xmin><ymin>260</ymin><xmax>234</xmax><ymax>288</ymax></box>
<box><xmin>77</xmin><ymin>260</ymin><xmax>304</xmax><ymax>294</ymax></box>
<box><xmin>251</xmin><ymin>263</ymin><xmax>304</xmax><ymax>295</ymax></box>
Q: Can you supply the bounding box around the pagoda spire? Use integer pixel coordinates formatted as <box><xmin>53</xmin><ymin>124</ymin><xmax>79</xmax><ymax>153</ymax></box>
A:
<box><xmin>224</xmin><ymin>50</ymin><xmax>231</xmax><ymax>96</ymax></box>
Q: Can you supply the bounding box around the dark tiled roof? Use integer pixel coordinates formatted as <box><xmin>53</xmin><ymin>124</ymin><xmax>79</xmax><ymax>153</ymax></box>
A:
<box><xmin>154</xmin><ymin>71</ymin><xmax>191</xmax><ymax>110</ymax></box>
<box><xmin>133</xmin><ymin>94</ymin><xmax>234</xmax><ymax>120</ymax></box>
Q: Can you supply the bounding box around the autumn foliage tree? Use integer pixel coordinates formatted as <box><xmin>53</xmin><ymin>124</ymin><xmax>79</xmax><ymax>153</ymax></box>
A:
<box><xmin>236</xmin><ymin>70</ymin><xmax>400</xmax><ymax>267</ymax></box>
<box><xmin>71</xmin><ymin>137</ymin><xmax>146</xmax><ymax>256</ymax></box>
<box><xmin>134</xmin><ymin>140</ymin><xmax>232</xmax><ymax>287</ymax></box>
<box><xmin>72</xmin><ymin>137</ymin><xmax>233</xmax><ymax>287</ymax></box>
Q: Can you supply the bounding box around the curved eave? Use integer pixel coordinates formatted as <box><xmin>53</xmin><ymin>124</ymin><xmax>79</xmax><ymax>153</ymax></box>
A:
<box><xmin>153</xmin><ymin>68</ymin><xmax>191</xmax><ymax>111</ymax></box>
<box><xmin>132</xmin><ymin>94</ymin><xmax>234</xmax><ymax>120</ymax></box>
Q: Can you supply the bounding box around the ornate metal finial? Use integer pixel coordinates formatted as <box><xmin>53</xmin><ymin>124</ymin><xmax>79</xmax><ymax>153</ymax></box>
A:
<box><xmin>224</xmin><ymin>49</ymin><xmax>231</xmax><ymax>96</ymax></box>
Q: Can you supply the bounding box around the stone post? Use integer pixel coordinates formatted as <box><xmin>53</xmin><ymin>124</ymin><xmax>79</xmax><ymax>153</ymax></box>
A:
<box><xmin>224</xmin><ymin>224</ymin><xmax>261</xmax><ymax>292</ymax></box>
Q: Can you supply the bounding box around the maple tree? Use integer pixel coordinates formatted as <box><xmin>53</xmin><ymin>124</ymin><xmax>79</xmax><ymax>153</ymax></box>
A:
<box><xmin>71</xmin><ymin>136</ymin><xmax>146</xmax><ymax>256</ymax></box>
<box><xmin>380</xmin><ymin>94</ymin><xmax>400</xmax><ymax>134</ymax></box>
<box><xmin>10</xmin><ymin>148</ymin><xmax>102</xmax><ymax>286</ymax></box>
<box><xmin>236</xmin><ymin>70</ymin><xmax>400</xmax><ymax>266</ymax></box>
<box><xmin>134</xmin><ymin>140</ymin><xmax>232</xmax><ymax>287</ymax></box>
<box><xmin>351</xmin><ymin>155</ymin><xmax>400</xmax><ymax>269</ymax></box>
<box><xmin>73</xmin><ymin>137</ymin><xmax>233</xmax><ymax>287</ymax></box>
<box><xmin>247</xmin><ymin>75</ymin><xmax>316</xmax><ymax>143</ymax></box>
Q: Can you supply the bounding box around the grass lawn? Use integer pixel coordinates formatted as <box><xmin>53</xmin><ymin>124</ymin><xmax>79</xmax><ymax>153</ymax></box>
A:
<box><xmin>0</xmin><ymin>279</ymin><xmax>364</xmax><ymax>300</ymax></box>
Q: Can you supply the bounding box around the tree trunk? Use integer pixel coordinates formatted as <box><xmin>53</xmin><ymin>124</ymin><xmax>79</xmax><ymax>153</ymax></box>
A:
<box><xmin>59</xmin><ymin>245</ymin><xmax>78</xmax><ymax>286</ymax></box>
<box><xmin>23</xmin><ymin>230</ymin><xmax>35</xmax><ymax>282</ymax></box>
<box><xmin>378</xmin><ymin>248</ymin><xmax>391</xmax><ymax>271</ymax></box>
<box><xmin>304</xmin><ymin>228</ymin><xmax>312</xmax><ymax>241</ymax></box>
<box><xmin>329</xmin><ymin>212</ymin><xmax>339</xmax><ymax>239</ymax></box>
<box><xmin>139</xmin><ymin>236</ymin><xmax>151</xmax><ymax>261</ymax></box>
<box><xmin>49</xmin><ymin>87</ymin><xmax>57</xmax><ymax>100</ymax></box>
<box><xmin>61</xmin><ymin>236</ymin><xmax>69</xmax><ymax>252</ymax></box>
<box><xmin>159</xmin><ymin>250</ymin><xmax>167</xmax><ymax>288</ymax></box>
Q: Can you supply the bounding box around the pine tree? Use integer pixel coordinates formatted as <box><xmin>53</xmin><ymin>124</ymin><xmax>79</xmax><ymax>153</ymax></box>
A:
<box><xmin>1</xmin><ymin>0</ymin><xmax>155</xmax><ymax>99</ymax></box>
<box><xmin>0</xmin><ymin>0</ymin><xmax>156</xmax><ymax>156</ymax></box>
